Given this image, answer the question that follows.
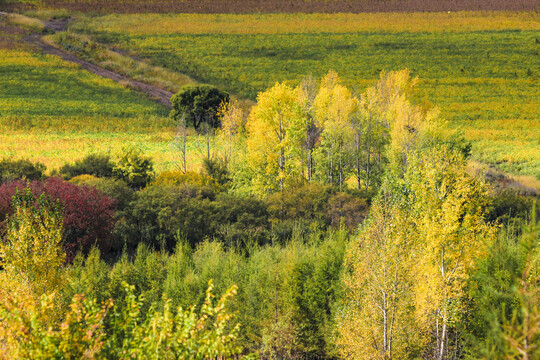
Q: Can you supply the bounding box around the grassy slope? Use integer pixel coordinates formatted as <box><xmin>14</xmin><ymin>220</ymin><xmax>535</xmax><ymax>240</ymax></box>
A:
<box><xmin>0</xmin><ymin>20</ymin><xmax>196</xmax><ymax>173</ymax></box>
<box><xmin>70</xmin><ymin>12</ymin><xmax>540</xmax><ymax>179</ymax></box>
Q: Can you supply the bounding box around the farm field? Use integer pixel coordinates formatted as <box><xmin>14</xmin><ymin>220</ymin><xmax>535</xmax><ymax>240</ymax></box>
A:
<box><xmin>5</xmin><ymin>0</ymin><xmax>540</xmax><ymax>13</ymax></box>
<box><xmin>69</xmin><ymin>12</ymin><xmax>540</xmax><ymax>179</ymax></box>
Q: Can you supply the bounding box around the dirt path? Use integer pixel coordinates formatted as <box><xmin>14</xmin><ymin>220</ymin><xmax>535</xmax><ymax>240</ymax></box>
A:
<box><xmin>24</xmin><ymin>19</ymin><xmax>173</xmax><ymax>107</ymax></box>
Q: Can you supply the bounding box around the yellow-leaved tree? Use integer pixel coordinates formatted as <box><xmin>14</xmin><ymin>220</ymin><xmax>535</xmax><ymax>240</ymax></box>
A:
<box><xmin>0</xmin><ymin>189</ymin><xmax>111</xmax><ymax>359</ymax></box>
<box><xmin>313</xmin><ymin>71</ymin><xmax>358</xmax><ymax>189</ymax></box>
<box><xmin>246</xmin><ymin>82</ymin><xmax>306</xmax><ymax>193</ymax></box>
<box><xmin>218</xmin><ymin>99</ymin><xmax>246</xmax><ymax>164</ymax></box>
<box><xmin>338</xmin><ymin>177</ymin><xmax>426</xmax><ymax>359</ymax></box>
<box><xmin>406</xmin><ymin>145</ymin><xmax>497</xmax><ymax>360</ymax></box>
<box><xmin>0</xmin><ymin>189</ymin><xmax>65</xmax><ymax>298</ymax></box>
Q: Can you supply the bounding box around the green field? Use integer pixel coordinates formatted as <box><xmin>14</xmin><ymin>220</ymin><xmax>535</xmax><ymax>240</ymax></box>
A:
<box><xmin>69</xmin><ymin>12</ymin><xmax>540</xmax><ymax>180</ymax></box>
<box><xmin>0</xmin><ymin>20</ymin><xmax>188</xmax><ymax>172</ymax></box>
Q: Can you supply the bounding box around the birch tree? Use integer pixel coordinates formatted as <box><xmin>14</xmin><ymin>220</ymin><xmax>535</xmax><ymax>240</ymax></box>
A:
<box><xmin>246</xmin><ymin>82</ymin><xmax>305</xmax><ymax>193</ymax></box>
<box><xmin>407</xmin><ymin>146</ymin><xmax>496</xmax><ymax>360</ymax></box>
<box><xmin>313</xmin><ymin>71</ymin><xmax>357</xmax><ymax>190</ymax></box>
<box><xmin>337</xmin><ymin>177</ymin><xmax>425</xmax><ymax>359</ymax></box>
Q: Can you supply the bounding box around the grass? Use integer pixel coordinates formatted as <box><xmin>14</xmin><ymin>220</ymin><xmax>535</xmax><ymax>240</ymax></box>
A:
<box><xmin>68</xmin><ymin>12</ymin><xmax>540</xmax><ymax>179</ymax></box>
<box><xmin>1</xmin><ymin>12</ymin><xmax>45</xmax><ymax>32</ymax></box>
<box><xmin>0</xmin><ymin>20</ymin><xmax>213</xmax><ymax>174</ymax></box>
<box><xmin>0</xmin><ymin>129</ymin><xmax>217</xmax><ymax>173</ymax></box>
<box><xmin>0</xmin><ymin>48</ymin><xmax>168</xmax><ymax>118</ymax></box>
<box><xmin>76</xmin><ymin>12</ymin><xmax>540</xmax><ymax>35</ymax></box>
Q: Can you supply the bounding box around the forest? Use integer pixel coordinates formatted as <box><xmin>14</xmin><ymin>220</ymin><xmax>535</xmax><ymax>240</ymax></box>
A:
<box><xmin>0</xmin><ymin>2</ymin><xmax>539</xmax><ymax>359</ymax></box>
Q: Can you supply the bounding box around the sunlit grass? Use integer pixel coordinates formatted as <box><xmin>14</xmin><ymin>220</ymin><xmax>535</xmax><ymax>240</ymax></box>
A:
<box><xmin>0</xmin><ymin>129</ymin><xmax>217</xmax><ymax>174</ymax></box>
<box><xmin>451</xmin><ymin>119</ymin><xmax>540</xmax><ymax>179</ymax></box>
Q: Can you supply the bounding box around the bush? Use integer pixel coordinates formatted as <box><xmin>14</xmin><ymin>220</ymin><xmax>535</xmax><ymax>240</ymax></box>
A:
<box><xmin>267</xmin><ymin>183</ymin><xmax>332</xmax><ymax>225</ymax></box>
<box><xmin>70</xmin><ymin>175</ymin><xmax>134</xmax><ymax>210</ymax></box>
<box><xmin>113</xmin><ymin>149</ymin><xmax>154</xmax><ymax>189</ymax></box>
<box><xmin>0</xmin><ymin>177</ymin><xmax>116</xmax><ymax>260</ymax></box>
<box><xmin>115</xmin><ymin>184</ymin><xmax>269</xmax><ymax>250</ymax></box>
<box><xmin>326</xmin><ymin>191</ymin><xmax>370</xmax><ymax>230</ymax></box>
<box><xmin>59</xmin><ymin>154</ymin><xmax>114</xmax><ymax>180</ymax></box>
<box><xmin>203</xmin><ymin>157</ymin><xmax>231</xmax><ymax>186</ymax></box>
<box><xmin>170</xmin><ymin>85</ymin><xmax>230</xmax><ymax>130</ymax></box>
<box><xmin>487</xmin><ymin>188</ymin><xmax>536</xmax><ymax>226</ymax></box>
<box><xmin>0</xmin><ymin>158</ymin><xmax>45</xmax><ymax>183</ymax></box>
<box><xmin>153</xmin><ymin>170</ymin><xmax>221</xmax><ymax>191</ymax></box>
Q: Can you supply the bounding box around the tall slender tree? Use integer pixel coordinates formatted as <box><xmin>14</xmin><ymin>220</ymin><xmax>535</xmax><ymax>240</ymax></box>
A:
<box><xmin>246</xmin><ymin>82</ymin><xmax>306</xmax><ymax>193</ymax></box>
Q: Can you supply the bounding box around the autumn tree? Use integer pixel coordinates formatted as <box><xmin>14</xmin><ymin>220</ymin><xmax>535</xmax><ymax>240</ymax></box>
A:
<box><xmin>218</xmin><ymin>99</ymin><xmax>246</xmax><ymax>165</ymax></box>
<box><xmin>246</xmin><ymin>82</ymin><xmax>306</xmax><ymax>193</ymax></box>
<box><xmin>298</xmin><ymin>75</ymin><xmax>321</xmax><ymax>182</ymax></box>
<box><xmin>0</xmin><ymin>189</ymin><xmax>65</xmax><ymax>298</ymax></box>
<box><xmin>0</xmin><ymin>189</ymin><xmax>110</xmax><ymax>359</ymax></box>
<box><xmin>407</xmin><ymin>145</ymin><xmax>497</xmax><ymax>360</ymax></box>
<box><xmin>313</xmin><ymin>71</ymin><xmax>357</xmax><ymax>190</ymax></box>
<box><xmin>337</xmin><ymin>176</ymin><xmax>425</xmax><ymax>359</ymax></box>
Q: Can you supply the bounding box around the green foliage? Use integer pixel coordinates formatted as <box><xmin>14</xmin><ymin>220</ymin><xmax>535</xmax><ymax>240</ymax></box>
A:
<box><xmin>203</xmin><ymin>157</ymin><xmax>231</xmax><ymax>186</ymax></box>
<box><xmin>170</xmin><ymin>85</ymin><xmax>230</xmax><ymax>130</ymax></box>
<box><xmin>465</xmin><ymin>208</ymin><xmax>540</xmax><ymax>359</ymax></box>
<box><xmin>115</xmin><ymin>183</ymin><xmax>269</xmax><ymax>249</ymax></box>
<box><xmin>113</xmin><ymin>148</ymin><xmax>154</xmax><ymax>189</ymax></box>
<box><xmin>487</xmin><ymin>188</ymin><xmax>536</xmax><ymax>226</ymax></box>
<box><xmin>59</xmin><ymin>228</ymin><xmax>348</xmax><ymax>358</ymax></box>
<box><xmin>0</xmin><ymin>291</ymin><xmax>111</xmax><ymax>360</ymax></box>
<box><xmin>0</xmin><ymin>158</ymin><xmax>45</xmax><ymax>183</ymax></box>
<box><xmin>70</xmin><ymin>174</ymin><xmax>134</xmax><ymax>211</ymax></box>
<box><xmin>105</xmin><ymin>280</ymin><xmax>243</xmax><ymax>360</ymax></box>
<box><xmin>267</xmin><ymin>183</ymin><xmax>332</xmax><ymax>225</ymax></box>
<box><xmin>153</xmin><ymin>170</ymin><xmax>221</xmax><ymax>189</ymax></box>
<box><xmin>60</xmin><ymin>153</ymin><xmax>115</xmax><ymax>180</ymax></box>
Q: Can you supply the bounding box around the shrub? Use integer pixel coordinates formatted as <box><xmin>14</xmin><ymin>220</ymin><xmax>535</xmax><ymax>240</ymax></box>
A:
<box><xmin>203</xmin><ymin>157</ymin><xmax>231</xmax><ymax>186</ymax></box>
<box><xmin>326</xmin><ymin>192</ymin><xmax>369</xmax><ymax>230</ymax></box>
<box><xmin>153</xmin><ymin>170</ymin><xmax>221</xmax><ymax>191</ymax></box>
<box><xmin>70</xmin><ymin>174</ymin><xmax>134</xmax><ymax>210</ymax></box>
<box><xmin>0</xmin><ymin>177</ymin><xmax>116</xmax><ymax>260</ymax></box>
<box><xmin>113</xmin><ymin>148</ymin><xmax>154</xmax><ymax>189</ymax></box>
<box><xmin>170</xmin><ymin>85</ymin><xmax>230</xmax><ymax>130</ymax></box>
<box><xmin>115</xmin><ymin>184</ymin><xmax>269</xmax><ymax>250</ymax></box>
<box><xmin>267</xmin><ymin>183</ymin><xmax>332</xmax><ymax>225</ymax></box>
<box><xmin>0</xmin><ymin>158</ymin><xmax>45</xmax><ymax>183</ymax></box>
<box><xmin>59</xmin><ymin>154</ymin><xmax>114</xmax><ymax>180</ymax></box>
<box><xmin>0</xmin><ymin>189</ymin><xmax>65</xmax><ymax>298</ymax></box>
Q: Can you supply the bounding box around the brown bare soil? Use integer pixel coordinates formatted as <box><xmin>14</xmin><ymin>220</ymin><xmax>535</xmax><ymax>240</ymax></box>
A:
<box><xmin>4</xmin><ymin>0</ymin><xmax>540</xmax><ymax>13</ymax></box>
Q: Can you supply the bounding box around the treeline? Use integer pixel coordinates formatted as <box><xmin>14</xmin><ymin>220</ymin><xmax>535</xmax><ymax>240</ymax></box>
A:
<box><xmin>0</xmin><ymin>70</ymin><xmax>537</xmax><ymax>359</ymax></box>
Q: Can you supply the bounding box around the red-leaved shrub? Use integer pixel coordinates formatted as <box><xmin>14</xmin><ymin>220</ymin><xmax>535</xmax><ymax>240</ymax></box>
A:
<box><xmin>0</xmin><ymin>177</ymin><xmax>116</xmax><ymax>261</ymax></box>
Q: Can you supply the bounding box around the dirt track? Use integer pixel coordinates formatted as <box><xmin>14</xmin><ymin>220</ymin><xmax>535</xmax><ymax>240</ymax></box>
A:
<box><xmin>24</xmin><ymin>19</ymin><xmax>173</xmax><ymax>108</ymax></box>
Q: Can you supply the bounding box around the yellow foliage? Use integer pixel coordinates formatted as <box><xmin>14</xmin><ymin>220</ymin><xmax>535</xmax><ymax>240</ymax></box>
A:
<box><xmin>246</xmin><ymin>82</ymin><xmax>306</xmax><ymax>193</ymax></box>
<box><xmin>0</xmin><ymin>190</ymin><xmax>65</xmax><ymax>300</ymax></box>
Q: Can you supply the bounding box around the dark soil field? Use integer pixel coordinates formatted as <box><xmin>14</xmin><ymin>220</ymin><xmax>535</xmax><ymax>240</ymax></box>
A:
<box><xmin>4</xmin><ymin>0</ymin><xmax>540</xmax><ymax>13</ymax></box>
